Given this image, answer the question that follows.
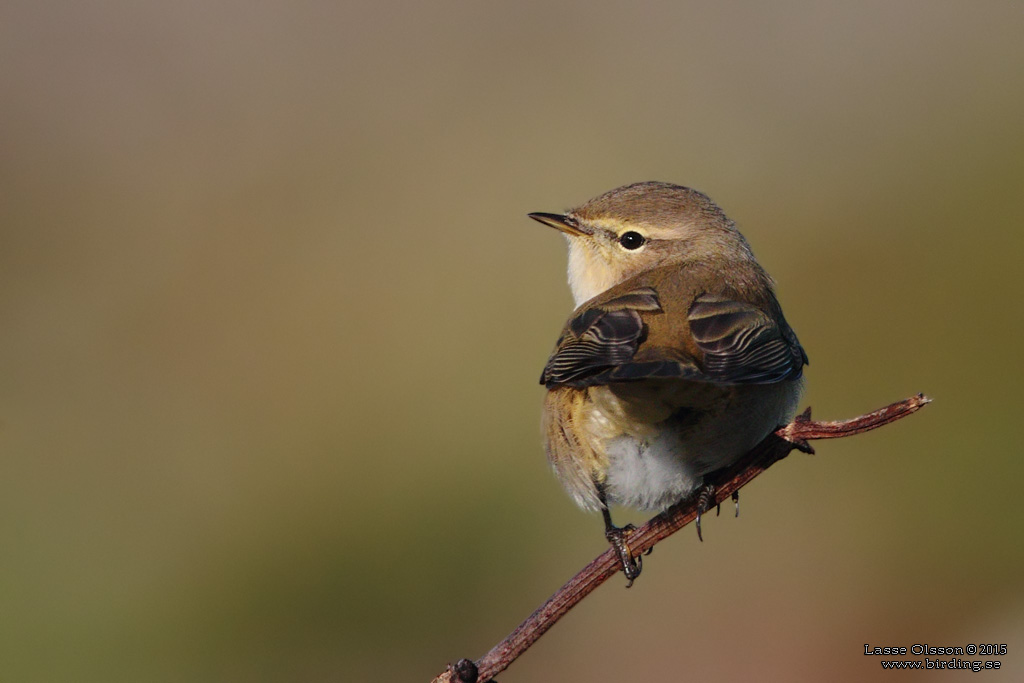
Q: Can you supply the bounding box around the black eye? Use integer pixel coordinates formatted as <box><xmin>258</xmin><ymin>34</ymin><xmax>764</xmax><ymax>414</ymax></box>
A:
<box><xmin>618</xmin><ymin>231</ymin><xmax>645</xmax><ymax>250</ymax></box>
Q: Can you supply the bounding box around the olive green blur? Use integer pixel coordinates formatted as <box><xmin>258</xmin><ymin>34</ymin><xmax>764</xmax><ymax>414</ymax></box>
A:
<box><xmin>1</xmin><ymin>2</ymin><xmax>1021</xmax><ymax>682</ymax></box>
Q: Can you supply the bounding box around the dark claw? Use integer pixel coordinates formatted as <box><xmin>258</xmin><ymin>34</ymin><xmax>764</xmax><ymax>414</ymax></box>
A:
<box><xmin>605</xmin><ymin>523</ymin><xmax>642</xmax><ymax>586</ymax></box>
<box><xmin>598</xmin><ymin>486</ymin><xmax>646</xmax><ymax>586</ymax></box>
<box><xmin>695</xmin><ymin>484</ymin><xmax>716</xmax><ymax>542</ymax></box>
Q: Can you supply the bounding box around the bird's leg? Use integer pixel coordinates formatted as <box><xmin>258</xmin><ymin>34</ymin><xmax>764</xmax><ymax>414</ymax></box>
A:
<box><xmin>602</xmin><ymin>508</ymin><xmax>642</xmax><ymax>587</ymax></box>
<box><xmin>695</xmin><ymin>484</ymin><xmax>716</xmax><ymax>542</ymax></box>
<box><xmin>598</xmin><ymin>486</ymin><xmax>642</xmax><ymax>586</ymax></box>
<box><xmin>695</xmin><ymin>486</ymin><xmax>740</xmax><ymax>540</ymax></box>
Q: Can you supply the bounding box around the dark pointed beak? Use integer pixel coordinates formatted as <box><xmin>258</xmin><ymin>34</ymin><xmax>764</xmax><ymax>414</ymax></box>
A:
<box><xmin>527</xmin><ymin>212</ymin><xmax>590</xmax><ymax>237</ymax></box>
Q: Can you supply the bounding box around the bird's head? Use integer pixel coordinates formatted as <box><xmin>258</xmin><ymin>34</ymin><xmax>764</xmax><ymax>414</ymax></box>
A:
<box><xmin>530</xmin><ymin>181</ymin><xmax>756</xmax><ymax>306</ymax></box>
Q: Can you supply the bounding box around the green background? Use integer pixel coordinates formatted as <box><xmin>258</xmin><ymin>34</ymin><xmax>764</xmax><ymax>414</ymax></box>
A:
<box><xmin>2</xmin><ymin>1</ymin><xmax>1021</xmax><ymax>681</ymax></box>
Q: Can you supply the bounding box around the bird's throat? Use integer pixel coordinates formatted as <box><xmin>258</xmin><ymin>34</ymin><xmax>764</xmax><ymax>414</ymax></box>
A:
<box><xmin>566</xmin><ymin>240</ymin><xmax>623</xmax><ymax>306</ymax></box>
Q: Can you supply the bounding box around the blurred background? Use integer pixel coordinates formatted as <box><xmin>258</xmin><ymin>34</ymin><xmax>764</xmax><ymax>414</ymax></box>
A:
<box><xmin>1</xmin><ymin>1</ymin><xmax>1022</xmax><ymax>681</ymax></box>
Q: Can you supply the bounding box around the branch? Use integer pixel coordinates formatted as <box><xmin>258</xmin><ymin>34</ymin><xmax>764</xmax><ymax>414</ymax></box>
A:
<box><xmin>432</xmin><ymin>394</ymin><xmax>931</xmax><ymax>683</ymax></box>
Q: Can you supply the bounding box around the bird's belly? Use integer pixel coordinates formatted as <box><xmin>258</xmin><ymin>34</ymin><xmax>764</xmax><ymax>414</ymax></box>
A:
<box><xmin>602</xmin><ymin>428</ymin><xmax>704</xmax><ymax>511</ymax></box>
<box><xmin>591</xmin><ymin>379</ymin><xmax>803</xmax><ymax>511</ymax></box>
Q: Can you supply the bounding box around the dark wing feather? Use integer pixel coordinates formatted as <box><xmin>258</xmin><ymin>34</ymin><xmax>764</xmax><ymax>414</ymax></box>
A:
<box><xmin>542</xmin><ymin>307</ymin><xmax>646</xmax><ymax>386</ymax></box>
<box><xmin>541</xmin><ymin>289</ymin><xmax>656</xmax><ymax>387</ymax></box>
<box><xmin>688</xmin><ymin>295</ymin><xmax>807</xmax><ymax>384</ymax></box>
<box><xmin>541</xmin><ymin>288</ymin><xmax>705</xmax><ymax>388</ymax></box>
<box><xmin>541</xmin><ymin>287</ymin><xmax>807</xmax><ymax>389</ymax></box>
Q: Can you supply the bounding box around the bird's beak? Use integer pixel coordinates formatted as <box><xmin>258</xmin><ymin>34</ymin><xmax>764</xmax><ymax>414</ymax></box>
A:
<box><xmin>528</xmin><ymin>212</ymin><xmax>591</xmax><ymax>237</ymax></box>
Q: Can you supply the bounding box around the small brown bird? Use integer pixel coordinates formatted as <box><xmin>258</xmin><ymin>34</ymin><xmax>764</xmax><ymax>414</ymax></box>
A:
<box><xmin>530</xmin><ymin>182</ymin><xmax>807</xmax><ymax>582</ymax></box>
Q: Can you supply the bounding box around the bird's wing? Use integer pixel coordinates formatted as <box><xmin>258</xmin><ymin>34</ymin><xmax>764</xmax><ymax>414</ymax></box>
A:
<box><xmin>540</xmin><ymin>287</ymin><xmax>701</xmax><ymax>388</ymax></box>
<box><xmin>540</xmin><ymin>289</ymin><xmax>806</xmax><ymax>389</ymax></box>
<box><xmin>687</xmin><ymin>294</ymin><xmax>807</xmax><ymax>384</ymax></box>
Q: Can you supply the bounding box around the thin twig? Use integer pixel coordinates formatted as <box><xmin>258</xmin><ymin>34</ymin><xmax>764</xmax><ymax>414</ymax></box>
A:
<box><xmin>432</xmin><ymin>394</ymin><xmax>931</xmax><ymax>683</ymax></box>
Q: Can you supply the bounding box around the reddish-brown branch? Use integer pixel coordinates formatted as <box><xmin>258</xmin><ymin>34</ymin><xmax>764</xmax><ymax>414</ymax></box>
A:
<box><xmin>432</xmin><ymin>394</ymin><xmax>931</xmax><ymax>683</ymax></box>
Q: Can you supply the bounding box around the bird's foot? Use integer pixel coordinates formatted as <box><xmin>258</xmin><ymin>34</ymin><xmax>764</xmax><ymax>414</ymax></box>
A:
<box><xmin>695</xmin><ymin>487</ymin><xmax>740</xmax><ymax>540</ymax></box>
<box><xmin>605</xmin><ymin>523</ymin><xmax>643</xmax><ymax>587</ymax></box>
<box><xmin>695</xmin><ymin>484</ymin><xmax>716</xmax><ymax>542</ymax></box>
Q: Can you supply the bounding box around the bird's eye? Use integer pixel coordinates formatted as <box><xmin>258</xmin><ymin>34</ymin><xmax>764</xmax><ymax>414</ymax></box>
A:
<box><xmin>618</xmin><ymin>231</ymin><xmax>646</xmax><ymax>250</ymax></box>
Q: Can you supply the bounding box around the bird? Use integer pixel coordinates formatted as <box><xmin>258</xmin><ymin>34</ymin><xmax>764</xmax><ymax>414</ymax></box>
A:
<box><xmin>529</xmin><ymin>181</ymin><xmax>807</xmax><ymax>583</ymax></box>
